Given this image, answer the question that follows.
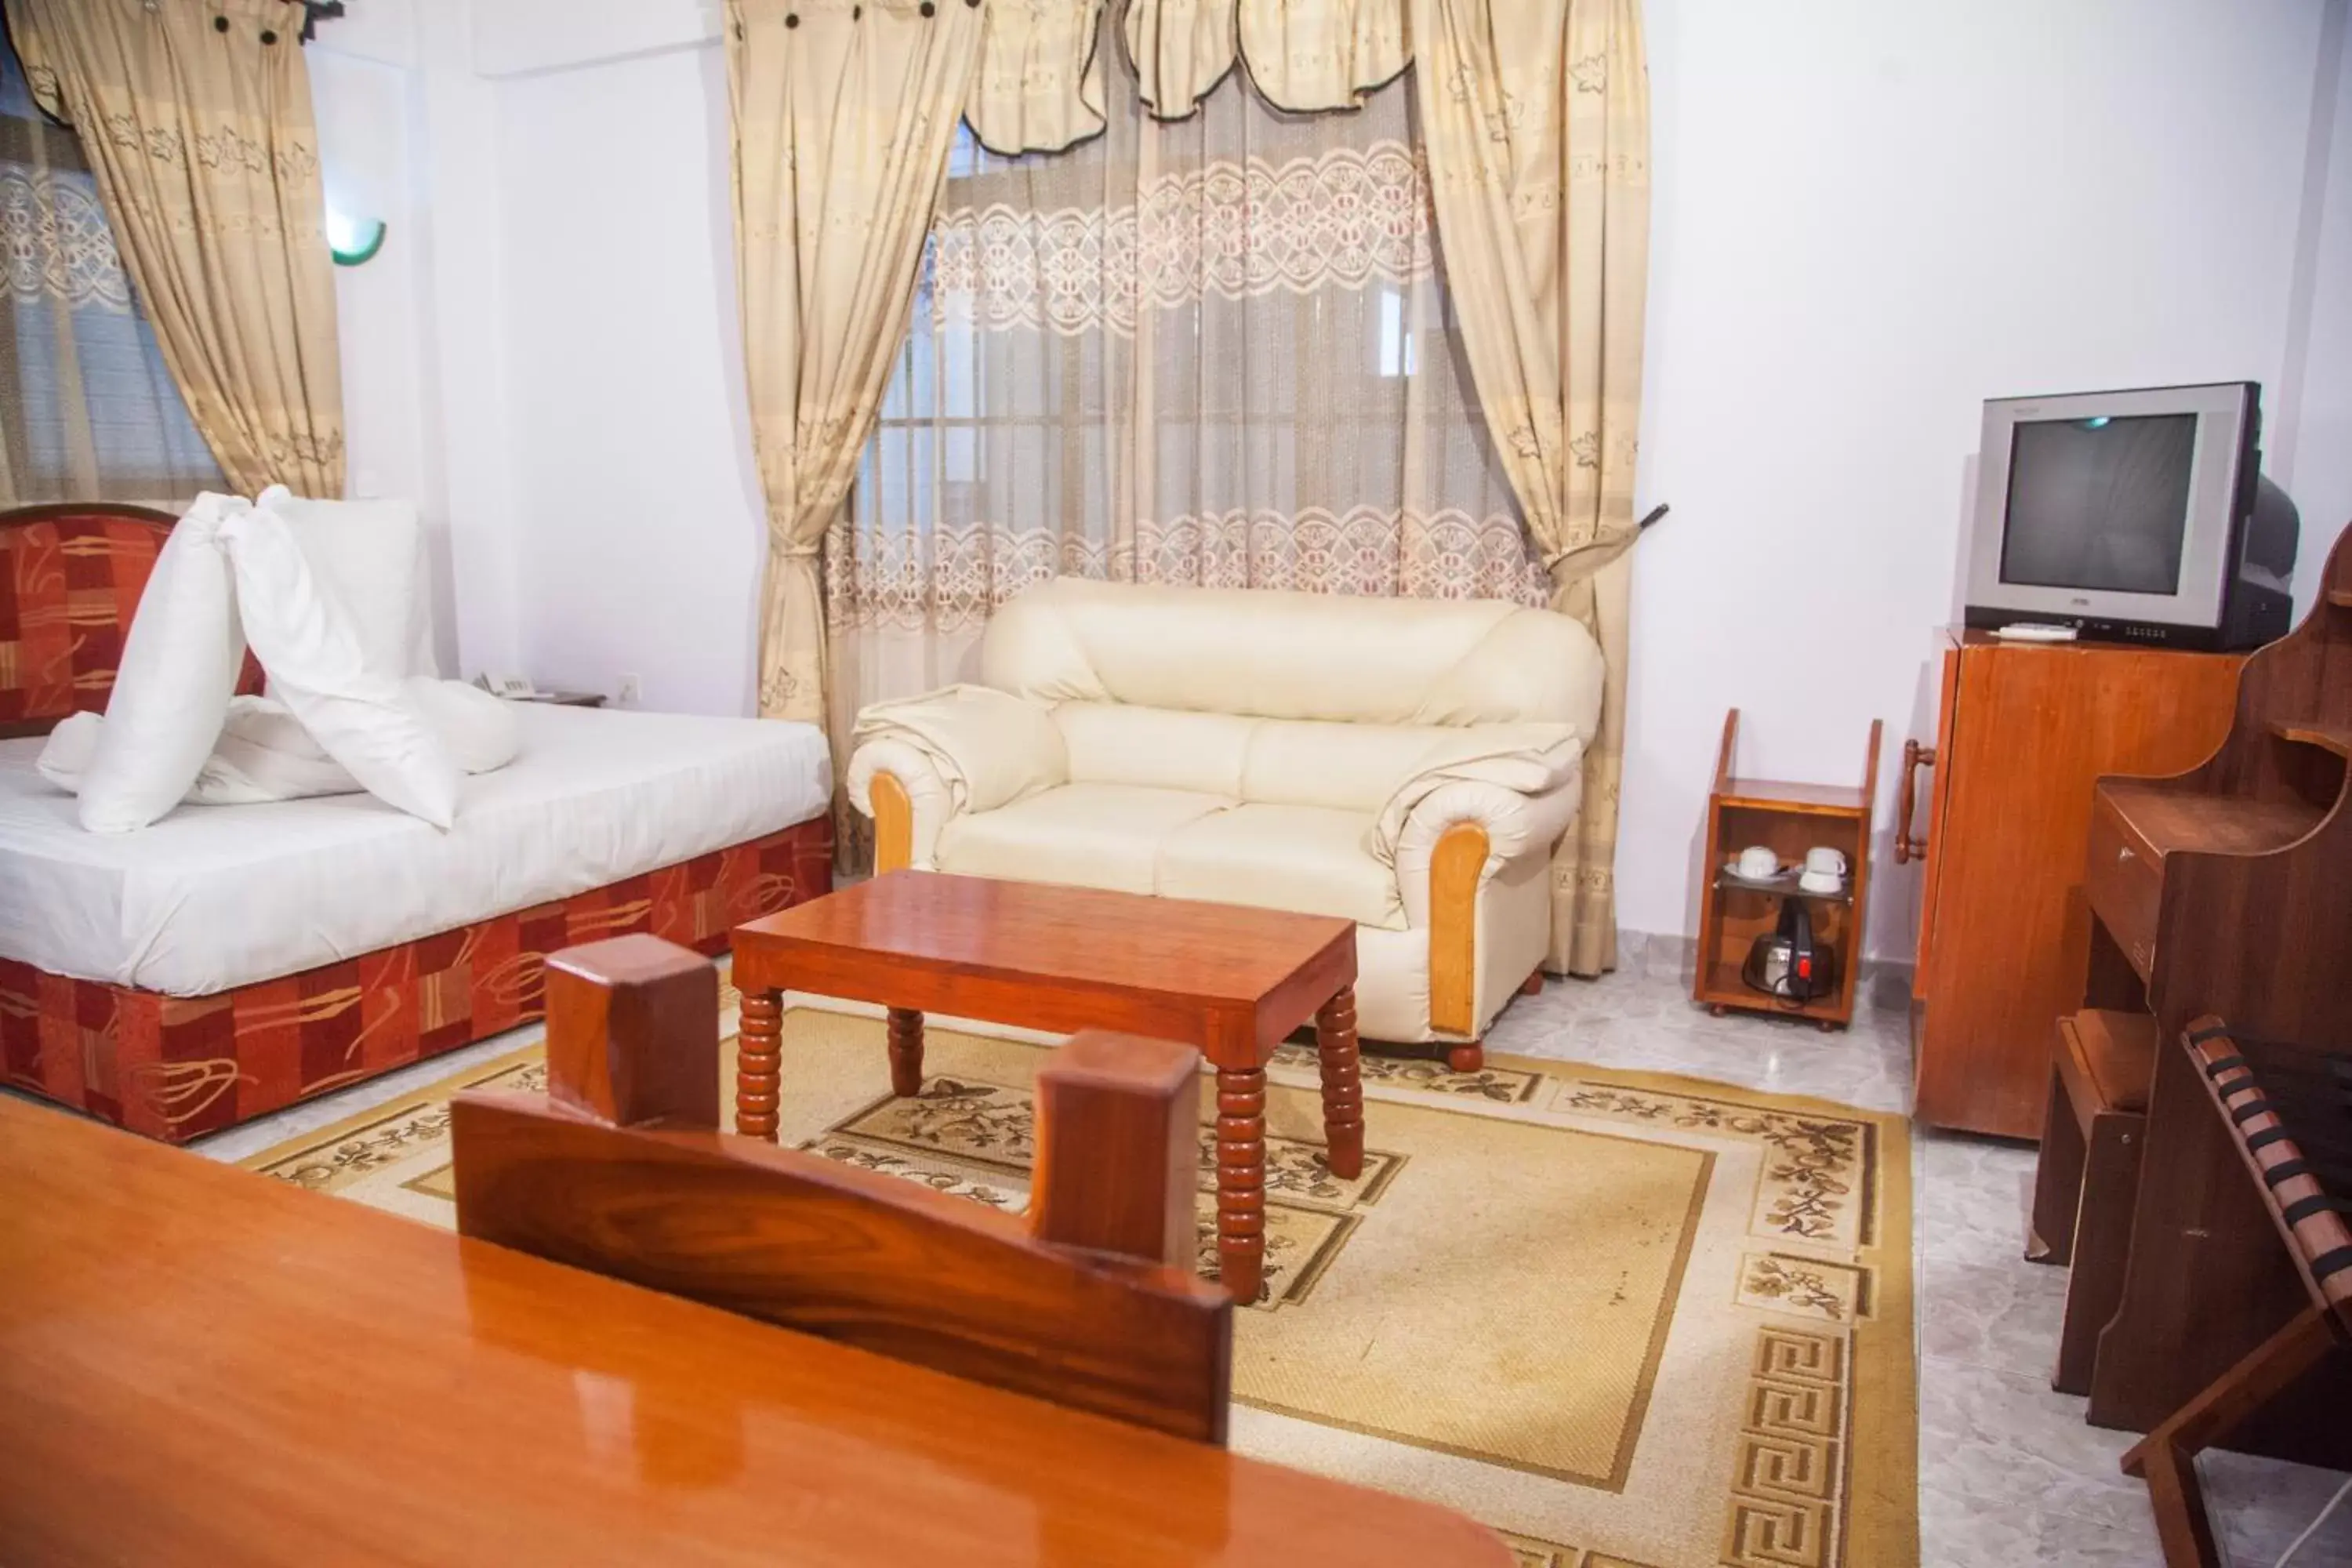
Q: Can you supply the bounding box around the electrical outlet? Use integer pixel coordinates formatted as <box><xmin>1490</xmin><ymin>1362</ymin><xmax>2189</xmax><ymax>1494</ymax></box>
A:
<box><xmin>618</xmin><ymin>673</ymin><xmax>642</xmax><ymax>707</ymax></box>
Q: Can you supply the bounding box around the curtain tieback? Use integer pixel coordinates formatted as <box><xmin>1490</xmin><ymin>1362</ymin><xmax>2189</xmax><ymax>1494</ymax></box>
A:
<box><xmin>771</xmin><ymin>541</ymin><xmax>823</xmax><ymax>560</ymax></box>
<box><xmin>1542</xmin><ymin>524</ymin><xmax>1639</xmax><ymax>586</ymax></box>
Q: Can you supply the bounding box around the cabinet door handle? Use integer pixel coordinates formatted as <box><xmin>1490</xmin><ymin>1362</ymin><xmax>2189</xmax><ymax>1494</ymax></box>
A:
<box><xmin>1895</xmin><ymin>740</ymin><xmax>1936</xmax><ymax>864</ymax></box>
<box><xmin>2118</xmin><ymin>844</ymin><xmax>2134</xmax><ymax>864</ymax></box>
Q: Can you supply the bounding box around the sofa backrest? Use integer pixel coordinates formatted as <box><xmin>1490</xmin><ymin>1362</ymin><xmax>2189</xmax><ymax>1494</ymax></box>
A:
<box><xmin>980</xmin><ymin>579</ymin><xmax>1603</xmax><ymax>734</ymax></box>
<box><xmin>1051</xmin><ymin>703</ymin><xmax>1579</xmax><ymax>812</ymax></box>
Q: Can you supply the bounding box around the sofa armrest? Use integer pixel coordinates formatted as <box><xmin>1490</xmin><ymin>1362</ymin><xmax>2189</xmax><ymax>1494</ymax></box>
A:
<box><xmin>1392</xmin><ymin>774</ymin><xmax>1584</xmax><ymax>929</ymax></box>
<box><xmin>845</xmin><ymin>740</ymin><xmax>952</xmax><ymax>869</ymax></box>
<box><xmin>847</xmin><ymin>685</ymin><xmax>1069</xmax><ymax>869</ymax></box>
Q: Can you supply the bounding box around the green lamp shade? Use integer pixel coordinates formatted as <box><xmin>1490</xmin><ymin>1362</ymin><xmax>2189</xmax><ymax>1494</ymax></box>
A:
<box><xmin>326</xmin><ymin>209</ymin><xmax>387</xmax><ymax>267</ymax></box>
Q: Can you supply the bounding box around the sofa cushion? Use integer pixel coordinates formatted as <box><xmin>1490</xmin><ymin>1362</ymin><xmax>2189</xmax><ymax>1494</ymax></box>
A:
<box><xmin>1054</xmin><ymin>702</ymin><xmax>1253</xmax><ymax>797</ymax></box>
<box><xmin>1157</xmin><ymin>803</ymin><xmax>1404</xmax><ymax>930</ymax></box>
<box><xmin>935</xmin><ymin>783</ymin><xmax>1234</xmax><ymax>895</ymax></box>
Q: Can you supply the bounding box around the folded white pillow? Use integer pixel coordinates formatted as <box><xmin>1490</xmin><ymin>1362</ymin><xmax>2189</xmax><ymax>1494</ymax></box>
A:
<box><xmin>219</xmin><ymin>506</ymin><xmax>461</xmax><ymax>829</ymax></box>
<box><xmin>39</xmin><ymin>682</ymin><xmax>518</xmax><ymax>806</ymax></box>
<box><xmin>74</xmin><ymin>494</ymin><xmax>248</xmax><ymax>833</ymax></box>
<box><xmin>254</xmin><ymin>486</ymin><xmax>434</xmax><ymax>681</ymax></box>
<box><xmin>404</xmin><ymin>679</ymin><xmax>522</xmax><ymax>774</ymax></box>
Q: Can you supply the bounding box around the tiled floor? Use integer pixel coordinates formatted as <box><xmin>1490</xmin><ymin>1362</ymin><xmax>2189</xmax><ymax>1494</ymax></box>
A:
<box><xmin>1484</xmin><ymin>938</ymin><xmax>2352</xmax><ymax>1568</ymax></box>
<box><xmin>154</xmin><ymin>939</ymin><xmax>2352</xmax><ymax>1566</ymax></box>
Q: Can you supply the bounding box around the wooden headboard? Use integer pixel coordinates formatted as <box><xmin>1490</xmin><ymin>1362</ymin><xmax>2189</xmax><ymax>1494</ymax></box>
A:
<box><xmin>0</xmin><ymin>502</ymin><xmax>265</xmax><ymax>739</ymax></box>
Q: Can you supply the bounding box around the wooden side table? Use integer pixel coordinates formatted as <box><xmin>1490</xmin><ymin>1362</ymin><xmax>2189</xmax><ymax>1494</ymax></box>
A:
<box><xmin>729</xmin><ymin>873</ymin><xmax>1362</xmax><ymax>1305</ymax></box>
<box><xmin>1692</xmin><ymin>709</ymin><xmax>1881</xmax><ymax>1029</ymax></box>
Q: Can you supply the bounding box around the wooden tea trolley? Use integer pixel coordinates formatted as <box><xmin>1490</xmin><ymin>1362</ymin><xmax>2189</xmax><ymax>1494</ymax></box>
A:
<box><xmin>1693</xmin><ymin>710</ymin><xmax>1882</xmax><ymax>1029</ymax></box>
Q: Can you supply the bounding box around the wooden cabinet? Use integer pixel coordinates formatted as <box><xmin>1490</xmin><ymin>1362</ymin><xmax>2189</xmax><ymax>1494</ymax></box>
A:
<box><xmin>1903</xmin><ymin>630</ymin><xmax>2242</xmax><ymax>1137</ymax></box>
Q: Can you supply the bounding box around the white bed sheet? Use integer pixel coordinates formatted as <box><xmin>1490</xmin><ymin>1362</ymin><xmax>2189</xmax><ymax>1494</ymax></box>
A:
<box><xmin>0</xmin><ymin>706</ymin><xmax>833</xmax><ymax>995</ymax></box>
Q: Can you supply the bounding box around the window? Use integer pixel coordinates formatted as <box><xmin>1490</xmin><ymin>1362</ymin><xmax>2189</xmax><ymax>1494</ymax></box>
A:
<box><xmin>0</xmin><ymin>29</ymin><xmax>222</xmax><ymax>505</ymax></box>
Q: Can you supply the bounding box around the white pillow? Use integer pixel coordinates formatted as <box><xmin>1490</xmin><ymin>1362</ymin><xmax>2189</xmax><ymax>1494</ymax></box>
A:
<box><xmin>404</xmin><ymin>678</ymin><xmax>520</xmax><ymax>774</ymax></box>
<box><xmin>40</xmin><ymin>683</ymin><xmax>519</xmax><ymax>807</ymax></box>
<box><xmin>254</xmin><ymin>486</ymin><xmax>430</xmax><ymax>681</ymax></box>
<box><xmin>220</xmin><ymin>507</ymin><xmax>460</xmax><ymax>829</ymax></box>
<box><xmin>74</xmin><ymin>495</ymin><xmax>247</xmax><ymax>833</ymax></box>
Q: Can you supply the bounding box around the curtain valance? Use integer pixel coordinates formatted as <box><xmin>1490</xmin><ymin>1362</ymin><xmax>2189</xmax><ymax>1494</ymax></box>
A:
<box><xmin>970</xmin><ymin>0</ymin><xmax>1407</xmax><ymax>153</ymax></box>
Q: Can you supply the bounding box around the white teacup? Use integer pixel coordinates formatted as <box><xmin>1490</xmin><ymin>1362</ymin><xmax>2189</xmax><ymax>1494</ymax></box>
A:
<box><xmin>1736</xmin><ymin>845</ymin><xmax>1780</xmax><ymax>880</ymax></box>
<box><xmin>1798</xmin><ymin>867</ymin><xmax>1844</xmax><ymax>895</ymax></box>
<box><xmin>1805</xmin><ymin>847</ymin><xmax>1848</xmax><ymax>877</ymax></box>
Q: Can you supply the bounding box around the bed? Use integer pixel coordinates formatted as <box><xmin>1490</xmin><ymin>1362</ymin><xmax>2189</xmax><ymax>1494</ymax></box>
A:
<box><xmin>0</xmin><ymin>503</ymin><xmax>834</xmax><ymax>1142</ymax></box>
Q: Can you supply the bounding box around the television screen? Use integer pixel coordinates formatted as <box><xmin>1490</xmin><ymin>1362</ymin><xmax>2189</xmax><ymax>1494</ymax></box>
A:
<box><xmin>1998</xmin><ymin>413</ymin><xmax>2197</xmax><ymax>595</ymax></box>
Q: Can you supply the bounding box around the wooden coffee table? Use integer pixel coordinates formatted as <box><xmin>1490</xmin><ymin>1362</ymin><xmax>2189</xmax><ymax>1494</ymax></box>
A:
<box><xmin>730</xmin><ymin>873</ymin><xmax>1361</xmax><ymax>1303</ymax></box>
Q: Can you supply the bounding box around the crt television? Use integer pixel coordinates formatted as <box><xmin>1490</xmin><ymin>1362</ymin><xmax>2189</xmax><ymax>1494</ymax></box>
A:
<box><xmin>1962</xmin><ymin>380</ymin><xmax>2297</xmax><ymax>650</ymax></box>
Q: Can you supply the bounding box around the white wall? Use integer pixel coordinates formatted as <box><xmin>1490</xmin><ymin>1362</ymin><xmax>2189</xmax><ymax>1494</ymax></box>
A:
<box><xmin>310</xmin><ymin>0</ymin><xmax>524</xmax><ymax>678</ymax></box>
<box><xmin>315</xmin><ymin>0</ymin><xmax>2351</xmax><ymax>957</ymax></box>
<box><xmin>2280</xmin><ymin>2</ymin><xmax>2352</xmax><ymax>608</ymax></box>
<box><xmin>493</xmin><ymin>41</ymin><xmax>767</xmax><ymax>715</ymax></box>
<box><xmin>1620</xmin><ymin>0</ymin><xmax>2349</xmax><ymax>958</ymax></box>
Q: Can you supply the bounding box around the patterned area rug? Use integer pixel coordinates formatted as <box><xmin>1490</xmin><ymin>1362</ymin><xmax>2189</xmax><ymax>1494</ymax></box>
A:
<box><xmin>244</xmin><ymin>1004</ymin><xmax>1918</xmax><ymax>1568</ymax></box>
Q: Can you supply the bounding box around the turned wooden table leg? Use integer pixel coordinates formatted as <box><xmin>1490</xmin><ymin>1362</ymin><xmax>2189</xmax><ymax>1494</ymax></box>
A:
<box><xmin>1215</xmin><ymin>1065</ymin><xmax>1267</xmax><ymax>1304</ymax></box>
<box><xmin>735</xmin><ymin>987</ymin><xmax>782</xmax><ymax>1142</ymax></box>
<box><xmin>1316</xmin><ymin>987</ymin><xmax>1364</xmax><ymax>1181</ymax></box>
<box><xmin>886</xmin><ymin>1007</ymin><xmax>925</xmax><ymax>1098</ymax></box>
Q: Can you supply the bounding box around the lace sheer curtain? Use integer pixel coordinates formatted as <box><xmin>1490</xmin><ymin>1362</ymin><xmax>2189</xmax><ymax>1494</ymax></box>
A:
<box><xmin>827</xmin><ymin>34</ymin><xmax>1541</xmax><ymax>779</ymax></box>
<box><xmin>0</xmin><ymin>30</ymin><xmax>220</xmax><ymax>505</ymax></box>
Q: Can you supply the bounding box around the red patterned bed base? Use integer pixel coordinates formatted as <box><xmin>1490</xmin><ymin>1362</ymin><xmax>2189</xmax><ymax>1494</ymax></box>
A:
<box><xmin>0</xmin><ymin>817</ymin><xmax>833</xmax><ymax>1144</ymax></box>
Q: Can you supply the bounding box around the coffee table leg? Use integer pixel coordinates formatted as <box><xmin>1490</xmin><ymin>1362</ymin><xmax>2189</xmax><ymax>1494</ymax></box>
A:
<box><xmin>1316</xmin><ymin>985</ymin><xmax>1364</xmax><ymax>1181</ymax></box>
<box><xmin>1215</xmin><ymin>1065</ymin><xmax>1267</xmax><ymax>1304</ymax></box>
<box><xmin>737</xmin><ymin>986</ymin><xmax>782</xmax><ymax>1143</ymax></box>
<box><xmin>887</xmin><ymin>1007</ymin><xmax>925</xmax><ymax>1098</ymax></box>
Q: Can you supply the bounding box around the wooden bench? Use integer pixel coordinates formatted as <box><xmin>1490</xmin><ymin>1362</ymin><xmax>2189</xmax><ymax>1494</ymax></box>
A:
<box><xmin>2030</xmin><ymin>1007</ymin><xmax>2157</xmax><ymax>1394</ymax></box>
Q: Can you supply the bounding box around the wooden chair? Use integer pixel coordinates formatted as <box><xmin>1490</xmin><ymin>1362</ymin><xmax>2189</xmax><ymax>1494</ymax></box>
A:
<box><xmin>2027</xmin><ymin>1009</ymin><xmax>2156</xmax><ymax>1394</ymax></box>
<box><xmin>2122</xmin><ymin>1017</ymin><xmax>2352</xmax><ymax>1566</ymax></box>
<box><xmin>449</xmin><ymin>934</ymin><xmax>1232</xmax><ymax>1443</ymax></box>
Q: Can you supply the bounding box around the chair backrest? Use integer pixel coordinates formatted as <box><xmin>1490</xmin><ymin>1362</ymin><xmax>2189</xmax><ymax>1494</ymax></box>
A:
<box><xmin>979</xmin><ymin>576</ymin><xmax>1603</xmax><ymax>732</ymax></box>
<box><xmin>449</xmin><ymin>935</ymin><xmax>1232</xmax><ymax>1443</ymax></box>
<box><xmin>0</xmin><ymin>503</ymin><xmax>264</xmax><ymax>735</ymax></box>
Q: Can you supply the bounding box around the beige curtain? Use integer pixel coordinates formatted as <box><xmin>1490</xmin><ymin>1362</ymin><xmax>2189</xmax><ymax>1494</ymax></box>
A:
<box><xmin>4</xmin><ymin>0</ymin><xmax>343</xmax><ymax>498</ymax></box>
<box><xmin>0</xmin><ymin>26</ymin><xmax>223</xmax><ymax>505</ymax></box>
<box><xmin>731</xmin><ymin>0</ymin><xmax>983</xmax><ymax>724</ymax></box>
<box><xmin>1409</xmin><ymin>0</ymin><xmax>1650</xmax><ymax>975</ymax></box>
<box><xmin>830</xmin><ymin>18</ymin><xmax>1541</xmax><ymax>862</ymax></box>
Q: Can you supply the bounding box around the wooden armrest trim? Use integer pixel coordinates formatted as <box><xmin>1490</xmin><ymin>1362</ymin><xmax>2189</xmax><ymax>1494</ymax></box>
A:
<box><xmin>1429</xmin><ymin>822</ymin><xmax>1488</xmax><ymax>1037</ymax></box>
<box><xmin>870</xmin><ymin>771</ymin><xmax>913</xmax><ymax>873</ymax></box>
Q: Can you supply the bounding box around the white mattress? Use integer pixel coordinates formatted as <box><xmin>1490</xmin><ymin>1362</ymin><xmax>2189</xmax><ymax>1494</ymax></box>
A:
<box><xmin>0</xmin><ymin>706</ymin><xmax>833</xmax><ymax>996</ymax></box>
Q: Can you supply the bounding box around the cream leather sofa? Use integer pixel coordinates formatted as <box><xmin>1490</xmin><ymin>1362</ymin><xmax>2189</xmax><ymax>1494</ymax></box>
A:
<box><xmin>845</xmin><ymin>579</ymin><xmax>1603</xmax><ymax>1069</ymax></box>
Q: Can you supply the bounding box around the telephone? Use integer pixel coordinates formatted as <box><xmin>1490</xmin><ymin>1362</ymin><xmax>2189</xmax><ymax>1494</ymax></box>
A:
<box><xmin>477</xmin><ymin>673</ymin><xmax>537</xmax><ymax>700</ymax></box>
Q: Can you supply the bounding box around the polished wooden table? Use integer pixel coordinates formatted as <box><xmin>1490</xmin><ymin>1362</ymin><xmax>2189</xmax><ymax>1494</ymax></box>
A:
<box><xmin>0</xmin><ymin>1097</ymin><xmax>1507</xmax><ymax>1566</ymax></box>
<box><xmin>731</xmin><ymin>873</ymin><xmax>1359</xmax><ymax>1301</ymax></box>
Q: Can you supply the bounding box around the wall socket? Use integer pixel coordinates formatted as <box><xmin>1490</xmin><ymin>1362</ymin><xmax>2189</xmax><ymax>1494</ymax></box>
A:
<box><xmin>617</xmin><ymin>673</ymin><xmax>642</xmax><ymax>707</ymax></box>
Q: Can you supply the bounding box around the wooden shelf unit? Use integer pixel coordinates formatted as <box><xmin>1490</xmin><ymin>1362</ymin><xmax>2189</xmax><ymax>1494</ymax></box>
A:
<box><xmin>1693</xmin><ymin>710</ymin><xmax>1882</xmax><ymax>1029</ymax></box>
